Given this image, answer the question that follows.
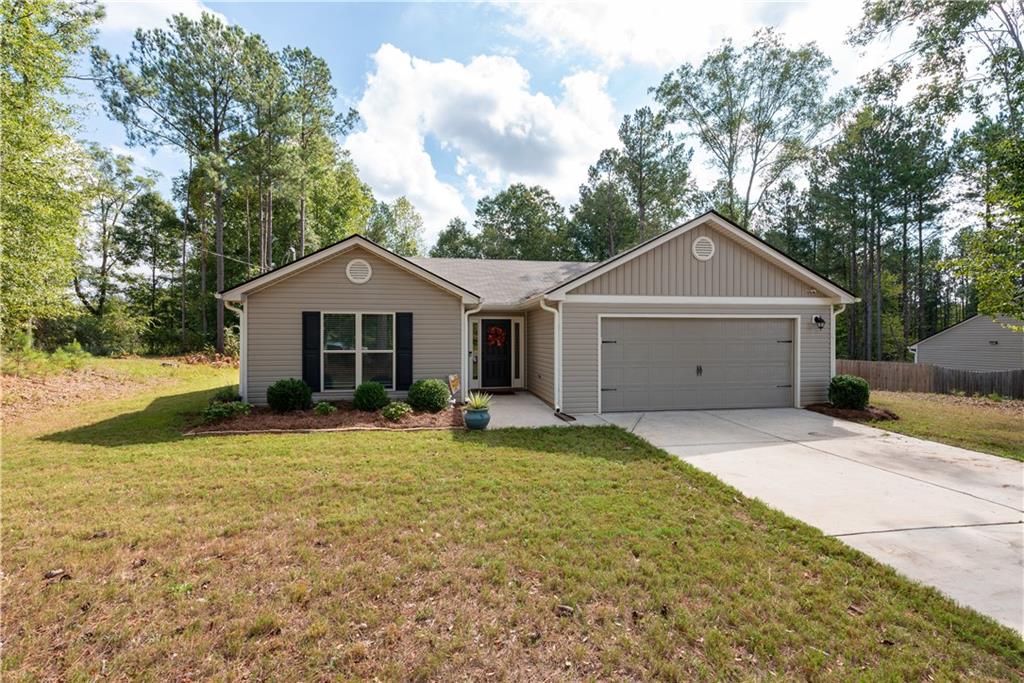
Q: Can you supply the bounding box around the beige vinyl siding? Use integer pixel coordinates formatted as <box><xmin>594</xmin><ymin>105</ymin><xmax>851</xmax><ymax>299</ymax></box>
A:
<box><xmin>561</xmin><ymin>303</ymin><xmax>833</xmax><ymax>414</ymax></box>
<box><xmin>569</xmin><ymin>222</ymin><xmax>816</xmax><ymax>297</ymax></box>
<box><xmin>526</xmin><ymin>306</ymin><xmax>555</xmax><ymax>406</ymax></box>
<box><xmin>915</xmin><ymin>316</ymin><xmax>1024</xmax><ymax>372</ymax></box>
<box><xmin>245</xmin><ymin>246</ymin><xmax>461</xmax><ymax>405</ymax></box>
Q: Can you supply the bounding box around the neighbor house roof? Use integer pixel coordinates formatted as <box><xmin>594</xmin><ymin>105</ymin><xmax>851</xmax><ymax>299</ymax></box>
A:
<box><xmin>409</xmin><ymin>258</ymin><xmax>595</xmax><ymax>307</ymax></box>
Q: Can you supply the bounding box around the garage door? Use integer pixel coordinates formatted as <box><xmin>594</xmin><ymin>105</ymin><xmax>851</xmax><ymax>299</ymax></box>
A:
<box><xmin>600</xmin><ymin>318</ymin><xmax>794</xmax><ymax>411</ymax></box>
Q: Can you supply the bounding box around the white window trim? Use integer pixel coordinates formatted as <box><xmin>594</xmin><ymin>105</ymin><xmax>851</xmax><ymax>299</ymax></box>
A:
<box><xmin>596</xmin><ymin>314</ymin><xmax>801</xmax><ymax>413</ymax></box>
<box><xmin>468</xmin><ymin>315</ymin><xmax>526</xmax><ymax>390</ymax></box>
<box><xmin>321</xmin><ymin>311</ymin><xmax>396</xmax><ymax>391</ymax></box>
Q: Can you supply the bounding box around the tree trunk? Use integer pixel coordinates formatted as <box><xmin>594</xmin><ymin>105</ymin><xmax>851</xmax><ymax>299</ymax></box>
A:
<box><xmin>180</xmin><ymin>159</ymin><xmax>192</xmax><ymax>352</ymax></box>
<box><xmin>215</xmin><ymin>186</ymin><xmax>225</xmax><ymax>354</ymax></box>
<box><xmin>200</xmin><ymin>216</ymin><xmax>208</xmax><ymax>341</ymax></box>
<box><xmin>299</xmin><ymin>181</ymin><xmax>307</xmax><ymax>257</ymax></box>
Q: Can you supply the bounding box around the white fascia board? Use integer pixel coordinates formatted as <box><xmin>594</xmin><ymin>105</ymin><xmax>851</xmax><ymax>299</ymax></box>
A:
<box><xmin>220</xmin><ymin>236</ymin><xmax>480</xmax><ymax>304</ymax></box>
<box><xmin>563</xmin><ymin>295</ymin><xmax>837</xmax><ymax>306</ymax></box>
<box><xmin>544</xmin><ymin>212</ymin><xmax>858</xmax><ymax>304</ymax></box>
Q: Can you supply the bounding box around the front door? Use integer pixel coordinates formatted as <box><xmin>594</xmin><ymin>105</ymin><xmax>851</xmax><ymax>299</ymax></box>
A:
<box><xmin>481</xmin><ymin>319</ymin><xmax>512</xmax><ymax>387</ymax></box>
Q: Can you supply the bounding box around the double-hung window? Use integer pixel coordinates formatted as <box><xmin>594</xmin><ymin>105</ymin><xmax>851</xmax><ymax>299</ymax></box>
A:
<box><xmin>323</xmin><ymin>313</ymin><xmax>394</xmax><ymax>390</ymax></box>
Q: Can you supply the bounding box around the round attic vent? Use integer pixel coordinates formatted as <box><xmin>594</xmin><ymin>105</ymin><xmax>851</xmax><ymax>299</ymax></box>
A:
<box><xmin>692</xmin><ymin>235</ymin><xmax>715</xmax><ymax>261</ymax></box>
<box><xmin>346</xmin><ymin>258</ymin><xmax>372</xmax><ymax>284</ymax></box>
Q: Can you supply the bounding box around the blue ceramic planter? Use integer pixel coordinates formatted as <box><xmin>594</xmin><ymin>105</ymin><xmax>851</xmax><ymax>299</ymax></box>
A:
<box><xmin>464</xmin><ymin>409</ymin><xmax>490</xmax><ymax>430</ymax></box>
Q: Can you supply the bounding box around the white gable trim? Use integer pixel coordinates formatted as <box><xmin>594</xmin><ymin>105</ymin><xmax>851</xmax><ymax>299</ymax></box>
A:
<box><xmin>219</xmin><ymin>235</ymin><xmax>480</xmax><ymax>303</ymax></box>
<box><xmin>544</xmin><ymin>212</ymin><xmax>858</xmax><ymax>304</ymax></box>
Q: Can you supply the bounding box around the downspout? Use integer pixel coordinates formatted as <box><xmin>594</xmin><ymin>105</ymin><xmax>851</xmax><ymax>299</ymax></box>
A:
<box><xmin>831</xmin><ymin>303</ymin><xmax>846</xmax><ymax>378</ymax></box>
<box><xmin>221</xmin><ymin>295</ymin><xmax>247</xmax><ymax>402</ymax></box>
<box><xmin>539</xmin><ymin>298</ymin><xmax>561</xmax><ymax>413</ymax></box>
<box><xmin>462</xmin><ymin>302</ymin><xmax>483</xmax><ymax>402</ymax></box>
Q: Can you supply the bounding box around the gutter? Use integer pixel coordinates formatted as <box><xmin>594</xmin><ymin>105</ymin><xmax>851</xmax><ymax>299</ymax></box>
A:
<box><xmin>539</xmin><ymin>298</ymin><xmax>562</xmax><ymax>413</ymax></box>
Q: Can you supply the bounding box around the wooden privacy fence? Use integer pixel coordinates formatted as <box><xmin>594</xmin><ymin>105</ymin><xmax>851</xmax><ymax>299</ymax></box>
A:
<box><xmin>836</xmin><ymin>360</ymin><xmax>1024</xmax><ymax>399</ymax></box>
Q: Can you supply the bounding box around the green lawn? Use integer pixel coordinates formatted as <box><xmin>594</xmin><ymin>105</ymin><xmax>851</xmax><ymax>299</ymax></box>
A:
<box><xmin>870</xmin><ymin>391</ymin><xmax>1024</xmax><ymax>461</ymax></box>
<box><xmin>3</xmin><ymin>360</ymin><xmax>1022</xmax><ymax>680</ymax></box>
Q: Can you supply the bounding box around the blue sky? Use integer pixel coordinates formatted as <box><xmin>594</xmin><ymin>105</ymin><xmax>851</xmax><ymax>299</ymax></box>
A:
<box><xmin>81</xmin><ymin>1</ymin><xmax>911</xmax><ymax>244</ymax></box>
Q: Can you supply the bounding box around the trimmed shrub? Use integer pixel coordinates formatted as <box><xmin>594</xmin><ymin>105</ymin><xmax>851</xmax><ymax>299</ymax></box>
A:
<box><xmin>201</xmin><ymin>401</ymin><xmax>252</xmax><ymax>424</ymax></box>
<box><xmin>380</xmin><ymin>401</ymin><xmax>412</xmax><ymax>422</ymax></box>
<box><xmin>353</xmin><ymin>381</ymin><xmax>389</xmax><ymax>411</ymax></box>
<box><xmin>829</xmin><ymin>374</ymin><xmax>870</xmax><ymax>410</ymax></box>
<box><xmin>266</xmin><ymin>378</ymin><xmax>313</xmax><ymax>412</ymax></box>
<box><xmin>210</xmin><ymin>386</ymin><xmax>242</xmax><ymax>405</ymax></box>
<box><xmin>407</xmin><ymin>378</ymin><xmax>450</xmax><ymax>413</ymax></box>
<box><xmin>314</xmin><ymin>401</ymin><xmax>337</xmax><ymax>416</ymax></box>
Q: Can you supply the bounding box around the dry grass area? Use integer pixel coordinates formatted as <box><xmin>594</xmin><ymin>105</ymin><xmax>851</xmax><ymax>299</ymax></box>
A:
<box><xmin>191</xmin><ymin>402</ymin><xmax>463</xmax><ymax>435</ymax></box>
<box><xmin>3</xmin><ymin>360</ymin><xmax>1022</xmax><ymax>680</ymax></box>
<box><xmin>870</xmin><ymin>391</ymin><xmax>1024</xmax><ymax>461</ymax></box>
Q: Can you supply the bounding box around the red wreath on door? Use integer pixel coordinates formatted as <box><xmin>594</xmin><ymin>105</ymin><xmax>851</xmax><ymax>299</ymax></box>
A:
<box><xmin>486</xmin><ymin>325</ymin><xmax>507</xmax><ymax>349</ymax></box>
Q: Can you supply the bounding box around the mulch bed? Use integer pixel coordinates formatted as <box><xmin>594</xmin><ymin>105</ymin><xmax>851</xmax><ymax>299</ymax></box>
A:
<box><xmin>806</xmin><ymin>403</ymin><xmax>899</xmax><ymax>422</ymax></box>
<box><xmin>189</xmin><ymin>401</ymin><xmax>464</xmax><ymax>435</ymax></box>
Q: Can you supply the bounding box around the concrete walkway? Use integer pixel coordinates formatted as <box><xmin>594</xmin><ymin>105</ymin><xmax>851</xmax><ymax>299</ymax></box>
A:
<box><xmin>487</xmin><ymin>394</ymin><xmax>1024</xmax><ymax>632</ymax></box>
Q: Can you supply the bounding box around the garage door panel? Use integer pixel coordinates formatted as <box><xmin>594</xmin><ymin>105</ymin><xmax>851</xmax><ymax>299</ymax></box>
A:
<box><xmin>600</xmin><ymin>317</ymin><xmax>794</xmax><ymax>411</ymax></box>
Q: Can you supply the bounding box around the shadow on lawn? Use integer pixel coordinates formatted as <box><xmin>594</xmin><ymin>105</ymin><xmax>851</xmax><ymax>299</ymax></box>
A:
<box><xmin>452</xmin><ymin>425</ymin><xmax>670</xmax><ymax>466</ymax></box>
<box><xmin>42</xmin><ymin>388</ymin><xmax>214</xmax><ymax>447</ymax></box>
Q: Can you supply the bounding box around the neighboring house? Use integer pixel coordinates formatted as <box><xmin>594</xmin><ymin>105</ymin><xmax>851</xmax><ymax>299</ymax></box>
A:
<box><xmin>218</xmin><ymin>211</ymin><xmax>858</xmax><ymax>414</ymax></box>
<box><xmin>908</xmin><ymin>315</ymin><xmax>1024</xmax><ymax>372</ymax></box>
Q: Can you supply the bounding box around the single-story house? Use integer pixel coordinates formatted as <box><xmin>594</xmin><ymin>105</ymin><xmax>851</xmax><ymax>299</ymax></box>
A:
<box><xmin>218</xmin><ymin>211</ymin><xmax>858</xmax><ymax>414</ymax></box>
<box><xmin>909</xmin><ymin>315</ymin><xmax>1024</xmax><ymax>372</ymax></box>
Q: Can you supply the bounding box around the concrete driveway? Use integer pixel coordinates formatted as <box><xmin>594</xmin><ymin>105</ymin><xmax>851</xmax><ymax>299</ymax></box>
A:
<box><xmin>596</xmin><ymin>408</ymin><xmax>1024</xmax><ymax>633</ymax></box>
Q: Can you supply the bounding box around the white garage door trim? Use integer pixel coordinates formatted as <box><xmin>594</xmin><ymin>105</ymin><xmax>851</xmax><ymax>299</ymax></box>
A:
<box><xmin>596</xmin><ymin>314</ymin><xmax>801</xmax><ymax>413</ymax></box>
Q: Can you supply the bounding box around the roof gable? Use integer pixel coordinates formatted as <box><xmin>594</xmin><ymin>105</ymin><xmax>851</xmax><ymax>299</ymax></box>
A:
<box><xmin>544</xmin><ymin>211</ymin><xmax>858</xmax><ymax>303</ymax></box>
<box><xmin>218</xmin><ymin>235</ymin><xmax>480</xmax><ymax>303</ymax></box>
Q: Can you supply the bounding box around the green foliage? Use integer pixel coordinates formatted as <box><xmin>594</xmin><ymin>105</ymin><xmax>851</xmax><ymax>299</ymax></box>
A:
<box><xmin>475</xmin><ymin>184</ymin><xmax>569</xmax><ymax>260</ymax></box>
<box><xmin>1</xmin><ymin>0</ymin><xmax>103</xmax><ymax>342</ymax></box>
<box><xmin>265</xmin><ymin>378</ymin><xmax>313</xmax><ymax>412</ymax></box>
<box><xmin>430</xmin><ymin>218</ymin><xmax>480</xmax><ymax>258</ymax></box>
<box><xmin>464</xmin><ymin>391</ymin><xmax>492</xmax><ymax>411</ymax></box>
<box><xmin>71</xmin><ymin>301</ymin><xmax>150</xmax><ymax>355</ymax></box>
<box><xmin>655</xmin><ymin>28</ymin><xmax>848</xmax><ymax>226</ymax></box>
<box><xmin>379</xmin><ymin>401</ymin><xmax>412</xmax><ymax>422</ymax></box>
<box><xmin>210</xmin><ymin>386</ymin><xmax>242</xmax><ymax>404</ymax></box>
<box><xmin>407</xmin><ymin>378</ymin><xmax>451</xmax><ymax>413</ymax></box>
<box><xmin>829</xmin><ymin>375</ymin><xmax>870</xmax><ymax>410</ymax></box>
<box><xmin>313</xmin><ymin>401</ymin><xmax>337</xmax><ymax>416</ymax></box>
<box><xmin>1</xmin><ymin>342</ymin><xmax>90</xmax><ymax>377</ymax></box>
<box><xmin>365</xmin><ymin>197</ymin><xmax>425</xmax><ymax>256</ymax></box>
<box><xmin>201</xmin><ymin>400</ymin><xmax>253</xmax><ymax>424</ymax></box>
<box><xmin>353</xmin><ymin>381</ymin><xmax>389</xmax><ymax>411</ymax></box>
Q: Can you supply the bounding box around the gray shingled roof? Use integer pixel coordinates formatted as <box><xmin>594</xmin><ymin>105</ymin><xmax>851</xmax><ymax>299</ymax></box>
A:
<box><xmin>409</xmin><ymin>258</ymin><xmax>595</xmax><ymax>306</ymax></box>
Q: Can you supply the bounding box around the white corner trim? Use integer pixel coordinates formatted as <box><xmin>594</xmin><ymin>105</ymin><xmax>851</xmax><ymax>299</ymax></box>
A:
<box><xmin>595</xmin><ymin>313</ymin><xmax>802</xmax><ymax>413</ymax></box>
<box><xmin>545</xmin><ymin>212</ymin><xmax>858</xmax><ymax>304</ymax></box>
<box><xmin>220</xmin><ymin>235</ymin><xmax>480</xmax><ymax>304</ymax></box>
<box><xmin>564</xmin><ymin>295</ymin><xmax>837</xmax><ymax>306</ymax></box>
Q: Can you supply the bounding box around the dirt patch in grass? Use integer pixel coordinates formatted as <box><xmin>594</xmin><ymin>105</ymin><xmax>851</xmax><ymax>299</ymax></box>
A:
<box><xmin>806</xmin><ymin>403</ymin><xmax>899</xmax><ymax>422</ymax></box>
<box><xmin>880</xmin><ymin>391</ymin><xmax>1024</xmax><ymax>417</ymax></box>
<box><xmin>190</xmin><ymin>401</ymin><xmax>463</xmax><ymax>434</ymax></box>
<box><xmin>2</xmin><ymin>368</ymin><xmax>153</xmax><ymax>421</ymax></box>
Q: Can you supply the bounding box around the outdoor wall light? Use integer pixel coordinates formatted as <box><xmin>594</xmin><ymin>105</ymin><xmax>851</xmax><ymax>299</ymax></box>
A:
<box><xmin>813</xmin><ymin>315</ymin><xmax>827</xmax><ymax>330</ymax></box>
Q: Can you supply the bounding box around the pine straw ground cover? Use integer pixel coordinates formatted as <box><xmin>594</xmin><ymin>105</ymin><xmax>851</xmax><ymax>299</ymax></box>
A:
<box><xmin>2</xmin><ymin>360</ymin><xmax>1022</xmax><ymax>680</ymax></box>
<box><xmin>869</xmin><ymin>390</ymin><xmax>1024</xmax><ymax>462</ymax></box>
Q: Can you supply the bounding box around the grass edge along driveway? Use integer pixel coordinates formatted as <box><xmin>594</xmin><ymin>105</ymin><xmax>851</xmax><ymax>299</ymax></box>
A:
<box><xmin>2</xmin><ymin>359</ymin><xmax>1022</xmax><ymax>680</ymax></box>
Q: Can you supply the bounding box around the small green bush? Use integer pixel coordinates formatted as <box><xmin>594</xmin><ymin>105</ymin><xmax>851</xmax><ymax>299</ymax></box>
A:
<box><xmin>829</xmin><ymin>374</ymin><xmax>870</xmax><ymax>410</ymax></box>
<box><xmin>210</xmin><ymin>386</ymin><xmax>242</xmax><ymax>404</ymax></box>
<box><xmin>201</xmin><ymin>401</ymin><xmax>253</xmax><ymax>424</ymax></box>
<box><xmin>353</xmin><ymin>381</ymin><xmax>389</xmax><ymax>411</ymax></box>
<box><xmin>380</xmin><ymin>401</ymin><xmax>412</xmax><ymax>422</ymax></box>
<box><xmin>266</xmin><ymin>378</ymin><xmax>313</xmax><ymax>412</ymax></box>
<box><xmin>314</xmin><ymin>401</ymin><xmax>337</xmax><ymax>415</ymax></box>
<box><xmin>407</xmin><ymin>378</ymin><xmax>451</xmax><ymax>413</ymax></box>
<box><xmin>1</xmin><ymin>343</ymin><xmax>90</xmax><ymax>377</ymax></box>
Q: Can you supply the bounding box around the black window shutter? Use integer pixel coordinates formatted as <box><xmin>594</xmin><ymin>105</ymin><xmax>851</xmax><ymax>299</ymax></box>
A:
<box><xmin>301</xmin><ymin>311</ymin><xmax>321</xmax><ymax>391</ymax></box>
<box><xmin>396</xmin><ymin>312</ymin><xmax>413</xmax><ymax>390</ymax></box>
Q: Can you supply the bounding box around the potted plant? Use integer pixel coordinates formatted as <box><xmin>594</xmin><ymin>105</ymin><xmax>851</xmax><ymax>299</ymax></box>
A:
<box><xmin>463</xmin><ymin>391</ymin><xmax>492</xmax><ymax>430</ymax></box>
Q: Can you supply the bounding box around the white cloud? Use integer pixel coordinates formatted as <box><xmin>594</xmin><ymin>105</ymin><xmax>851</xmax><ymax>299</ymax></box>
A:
<box><xmin>345</xmin><ymin>44</ymin><xmax>618</xmax><ymax>242</ymax></box>
<box><xmin>100</xmin><ymin>0</ymin><xmax>224</xmax><ymax>33</ymax></box>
